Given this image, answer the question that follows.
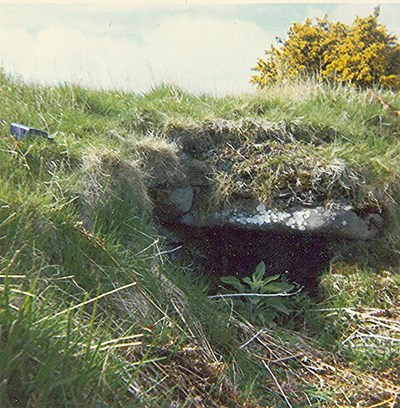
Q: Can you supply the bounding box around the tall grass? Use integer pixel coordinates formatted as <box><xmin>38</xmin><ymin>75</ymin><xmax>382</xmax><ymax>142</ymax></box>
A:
<box><xmin>0</xmin><ymin>73</ymin><xmax>399</xmax><ymax>406</ymax></box>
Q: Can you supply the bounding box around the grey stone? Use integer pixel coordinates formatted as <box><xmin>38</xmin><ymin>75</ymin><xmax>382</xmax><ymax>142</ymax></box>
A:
<box><xmin>169</xmin><ymin>186</ymin><xmax>194</xmax><ymax>214</ymax></box>
<box><xmin>180</xmin><ymin>204</ymin><xmax>382</xmax><ymax>240</ymax></box>
<box><xmin>152</xmin><ymin>185</ymin><xmax>194</xmax><ymax>218</ymax></box>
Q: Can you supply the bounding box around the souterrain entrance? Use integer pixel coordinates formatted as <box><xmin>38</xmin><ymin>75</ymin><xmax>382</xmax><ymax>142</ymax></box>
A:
<box><xmin>136</xmin><ymin>118</ymin><xmax>389</xmax><ymax>294</ymax></box>
<box><xmin>160</xmin><ymin>222</ymin><xmax>358</xmax><ymax>293</ymax></box>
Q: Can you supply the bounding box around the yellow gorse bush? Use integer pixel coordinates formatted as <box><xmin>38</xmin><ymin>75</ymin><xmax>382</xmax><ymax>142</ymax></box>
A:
<box><xmin>252</xmin><ymin>7</ymin><xmax>400</xmax><ymax>90</ymax></box>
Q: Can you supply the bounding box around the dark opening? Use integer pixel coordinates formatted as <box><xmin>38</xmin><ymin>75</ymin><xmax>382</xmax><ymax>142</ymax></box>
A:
<box><xmin>161</xmin><ymin>223</ymin><xmax>344</xmax><ymax>292</ymax></box>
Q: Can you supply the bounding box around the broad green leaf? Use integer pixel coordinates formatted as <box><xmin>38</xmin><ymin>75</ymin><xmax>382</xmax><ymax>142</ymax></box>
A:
<box><xmin>242</xmin><ymin>277</ymin><xmax>252</xmax><ymax>285</ymax></box>
<box><xmin>262</xmin><ymin>282</ymin><xmax>294</xmax><ymax>294</ymax></box>
<box><xmin>261</xmin><ymin>274</ymin><xmax>281</xmax><ymax>285</ymax></box>
<box><xmin>254</xmin><ymin>261</ymin><xmax>266</xmax><ymax>280</ymax></box>
<box><xmin>220</xmin><ymin>276</ymin><xmax>244</xmax><ymax>291</ymax></box>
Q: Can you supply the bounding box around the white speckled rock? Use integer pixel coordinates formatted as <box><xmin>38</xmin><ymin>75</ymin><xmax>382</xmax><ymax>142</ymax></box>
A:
<box><xmin>180</xmin><ymin>204</ymin><xmax>382</xmax><ymax>240</ymax></box>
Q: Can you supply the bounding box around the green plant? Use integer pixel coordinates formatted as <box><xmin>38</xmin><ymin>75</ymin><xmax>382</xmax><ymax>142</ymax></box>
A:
<box><xmin>219</xmin><ymin>262</ymin><xmax>296</xmax><ymax>327</ymax></box>
<box><xmin>252</xmin><ymin>7</ymin><xmax>400</xmax><ymax>89</ymax></box>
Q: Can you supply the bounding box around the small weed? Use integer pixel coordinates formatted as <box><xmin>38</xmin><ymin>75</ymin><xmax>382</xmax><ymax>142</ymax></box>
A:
<box><xmin>219</xmin><ymin>261</ymin><xmax>297</xmax><ymax>327</ymax></box>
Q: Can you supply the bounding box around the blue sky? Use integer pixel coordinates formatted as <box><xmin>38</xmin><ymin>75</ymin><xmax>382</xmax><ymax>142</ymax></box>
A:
<box><xmin>0</xmin><ymin>2</ymin><xmax>399</xmax><ymax>95</ymax></box>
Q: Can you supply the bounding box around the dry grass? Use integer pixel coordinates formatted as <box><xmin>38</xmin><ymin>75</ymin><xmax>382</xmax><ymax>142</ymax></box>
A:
<box><xmin>109</xmin><ymin>262</ymin><xmax>400</xmax><ymax>407</ymax></box>
<box><xmin>110</xmin><ymin>269</ymin><xmax>258</xmax><ymax>407</ymax></box>
<box><xmin>135</xmin><ymin>136</ymin><xmax>187</xmax><ymax>187</ymax></box>
<box><xmin>79</xmin><ymin>147</ymin><xmax>151</xmax><ymax>229</ymax></box>
<box><xmin>232</xmin><ymin>312</ymin><xmax>400</xmax><ymax>407</ymax></box>
<box><xmin>161</xmin><ymin>119</ymin><xmax>392</xmax><ymax>213</ymax></box>
<box><xmin>210</xmin><ymin>141</ymin><xmax>376</xmax><ymax>210</ymax></box>
<box><xmin>166</xmin><ymin>119</ymin><xmax>335</xmax><ymax>157</ymax></box>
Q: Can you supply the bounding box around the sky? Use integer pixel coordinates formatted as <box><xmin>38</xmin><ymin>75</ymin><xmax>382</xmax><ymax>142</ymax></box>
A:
<box><xmin>0</xmin><ymin>2</ymin><xmax>399</xmax><ymax>95</ymax></box>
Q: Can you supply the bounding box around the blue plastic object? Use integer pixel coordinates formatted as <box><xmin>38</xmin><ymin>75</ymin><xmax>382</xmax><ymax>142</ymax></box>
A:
<box><xmin>10</xmin><ymin>122</ymin><xmax>49</xmax><ymax>140</ymax></box>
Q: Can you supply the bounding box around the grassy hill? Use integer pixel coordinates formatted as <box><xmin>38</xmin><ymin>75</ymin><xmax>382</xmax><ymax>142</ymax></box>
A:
<box><xmin>0</xmin><ymin>74</ymin><xmax>400</xmax><ymax>407</ymax></box>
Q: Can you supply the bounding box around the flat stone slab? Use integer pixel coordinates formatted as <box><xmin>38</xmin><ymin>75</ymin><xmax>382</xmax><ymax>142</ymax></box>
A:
<box><xmin>180</xmin><ymin>204</ymin><xmax>382</xmax><ymax>240</ymax></box>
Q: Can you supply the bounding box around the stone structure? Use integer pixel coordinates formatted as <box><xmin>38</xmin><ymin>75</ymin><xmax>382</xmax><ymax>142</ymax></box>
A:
<box><xmin>138</xmin><ymin>120</ymin><xmax>386</xmax><ymax>288</ymax></box>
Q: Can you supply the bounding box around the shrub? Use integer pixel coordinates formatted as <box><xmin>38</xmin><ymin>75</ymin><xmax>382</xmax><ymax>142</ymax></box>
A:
<box><xmin>251</xmin><ymin>7</ymin><xmax>400</xmax><ymax>90</ymax></box>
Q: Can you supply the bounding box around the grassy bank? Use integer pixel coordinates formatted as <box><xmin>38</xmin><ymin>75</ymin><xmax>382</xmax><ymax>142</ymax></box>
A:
<box><xmin>0</xmin><ymin>74</ymin><xmax>399</xmax><ymax>407</ymax></box>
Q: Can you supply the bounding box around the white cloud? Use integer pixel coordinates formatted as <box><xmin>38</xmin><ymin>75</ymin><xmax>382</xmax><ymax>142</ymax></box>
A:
<box><xmin>0</xmin><ymin>10</ymin><xmax>273</xmax><ymax>95</ymax></box>
<box><xmin>331</xmin><ymin>4</ymin><xmax>378</xmax><ymax>21</ymax></box>
<box><xmin>143</xmin><ymin>15</ymin><xmax>271</xmax><ymax>93</ymax></box>
<box><xmin>306</xmin><ymin>4</ymin><xmax>399</xmax><ymax>37</ymax></box>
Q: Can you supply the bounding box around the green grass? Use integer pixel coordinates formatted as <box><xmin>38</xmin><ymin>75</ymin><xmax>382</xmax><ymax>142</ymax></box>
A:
<box><xmin>0</xmin><ymin>73</ymin><xmax>399</xmax><ymax>407</ymax></box>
